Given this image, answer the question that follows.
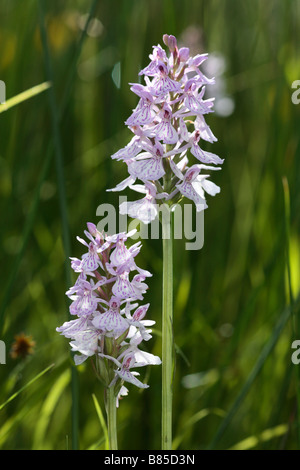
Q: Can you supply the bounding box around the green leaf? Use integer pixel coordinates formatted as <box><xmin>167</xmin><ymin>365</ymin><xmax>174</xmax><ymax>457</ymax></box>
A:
<box><xmin>229</xmin><ymin>424</ymin><xmax>289</xmax><ymax>450</ymax></box>
<box><xmin>33</xmin><ymin>369</ymin><xmax>71</xmax><ymax>449</ymax></box>
<box><xmin>0</xmin><ymin>82</ymin><xmax>51</xmax><ymax>113</ymax></box>
<box><xmin>92</xmin><ymin>394</ymin><xmax>109</xmax><ymax>450</ymax></box>
<box><xmin>0</xmin><ymin>364</ymin><xmax>54</xmax><ymax>411</ymax></box>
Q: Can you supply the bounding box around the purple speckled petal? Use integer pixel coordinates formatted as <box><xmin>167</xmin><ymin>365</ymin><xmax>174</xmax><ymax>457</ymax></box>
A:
<box><xmin>151</xmin><ymin>75</ymin><xmax>180</xmax><ymax>96</ymax></box>
<box><xmin>111</xmin><ymin>137</ymin><xmax>142</xmax><ymax>161</ymax></box>
<box><xmin>120</xmin><ymin>197</ymin><xmax>158</xmax><ymax>224</ymax></box>
<box><xmin>69</xmin><ymin>290</ymin><xmax>99</xmax><ymax>317</ymax></box>
<box><xmin>125</xmin><ymin>103</ymin><xmax>156</xmax><ymax>126</ymax></box>
<box><xmin>191</xmin><ymin>145</ymin><xmax>224</xmax><ymax>165</ymax></box>
<box><xmin>110</xmin><ymin>241</ymin><xmax>132</xmax><ymax>267</ymax></box>
<box><xmin>117</xmin><ymin>368</ymin><xmax>149</xmax><ymax>388</ymax></box>
<box><xmin>56</xmin><ymin>317</ymin><xmax>89</xmax><ymax>338</ymax></box>
<box><xmin>112</xmin><ymin>273</ymin><xmax>137</xmax><ymax>300</ymax></box>
<box><xmin>80</xmin><ymin>243</ymin><xmax>100</xmax><ymax>272</ymax></box>
<box><xmin>194</xmin><ymin>115</ymin><xmax>217</xmax><ymax>143</ymax></box>
<box><xmin>128</xmin><ymin>157</ymin><xmax>165</xmax><ymax>181</ymax></box>
<box><xmin>154</xmin><ymin>120</ymin><xmax>178</xmax><ymax>144</ymax></box>
<box><xmin>92</xmin><ymin>309</ymin><xmax>129</xmax><ymax>336</ymax></box>
<box><xmin>176</xmin><ymin>180</ymin><xmax>208</xmax><ymax>212</ymax></box>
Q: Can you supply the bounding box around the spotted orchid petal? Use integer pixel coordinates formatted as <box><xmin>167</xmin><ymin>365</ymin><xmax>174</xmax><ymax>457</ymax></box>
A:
<box><xmin>92</xmin><ymin>308</ymin><xmax>129</xmax><ymax>337</ymax></box>
<box><xmin>128</xmin><ymin>156</ymin><xmax>165</xmax><ymax>181</ymax></box>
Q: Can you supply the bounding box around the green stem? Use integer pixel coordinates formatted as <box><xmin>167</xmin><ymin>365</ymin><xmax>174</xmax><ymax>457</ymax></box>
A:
<box><xmin>161</xmin><ymin>210</ymin><xmax>173</xmax><ymax>450</ymax></box>
<box><xmin>106</xmin><ymin>386</ymin><xmax>118</xmax><ymax>450</ymax></box>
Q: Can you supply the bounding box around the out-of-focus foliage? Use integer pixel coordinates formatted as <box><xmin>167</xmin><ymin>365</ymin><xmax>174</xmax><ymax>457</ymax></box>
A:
<box><xmin>0</xmin><ymin>0</ymin><xmax>300</xmax><ymax>450</ymax></box>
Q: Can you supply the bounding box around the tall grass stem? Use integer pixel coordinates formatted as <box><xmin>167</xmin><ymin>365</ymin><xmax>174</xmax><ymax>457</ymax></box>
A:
<box><xmin>106</xmin><ymin>386</ymin><xmax>118</xmax><ymax>450</ymax></box>
<box><xmin>161</xmin><ymin>211</ymin><xmax>174</xmax><ymax>450</ymax></box>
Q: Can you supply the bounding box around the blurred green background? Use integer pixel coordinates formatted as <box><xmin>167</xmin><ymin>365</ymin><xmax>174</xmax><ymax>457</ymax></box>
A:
<box><xmin>0</xmin><ymin>0</ymin><xmax>300</xmax><ymax>450</ymax></box>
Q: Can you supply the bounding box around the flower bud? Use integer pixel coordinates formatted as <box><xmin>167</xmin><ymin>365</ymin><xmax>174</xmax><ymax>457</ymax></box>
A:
<box><xmin>178</xmin><ymin>47</ymin><xmax>190</xmax><ymax>62</ymax></box>
<box><xmin>168</xmin><ymin>35</ymin><xmax>177</xmax><ymax>52</ymax></box>
<box><xmin>87</xmin><ymin>222</ymin><xmax>96</xmax><ymax>234</ymax></box>
<box><xmin>163</xmin><ymin>34</ymin><xmax>170</xmax><ymax>47</ymax></box>
<box><xmin>163</xmin><ymin>34</ymin><xmax>177</xmax><ymax>52</ymax></box>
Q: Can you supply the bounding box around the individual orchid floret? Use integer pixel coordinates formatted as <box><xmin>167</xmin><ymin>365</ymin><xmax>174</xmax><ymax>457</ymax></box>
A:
<box><xmin>69</xmin><ymin>278</ymin><xmax>105</xmax><ymax>317</ymax></box>
<box><xmin>119</xmin><ymin>181</ymin><xmax>168</xmax><ymax>224</ymax></box>
<box><xmin>116</xmin><ymin>386</ymin><xmax>129</xmax><ymax>408</ymax></box>
<box><xmin>127</xmin><ymin>150</ymin><xmax>165</xmax><ymax>182</ymax></box>
<box><xmin>107</xmin><ymin>175</ymin><xmax>137</xmax><ymax>193</ymax></box>
<box><xmin>118</xmin><ymin>331</ymin><xmax>161</xmax><ymax>367</ymax></box>
<box><xmin>151</xmin><ymin>61</ymin><xmax>181</xmax><ymax>96</ymax></box>
<box><xmin>194</xmin><ymin>114</ymin><xmax>218</xmax><ymax>143</ymax></box>
<box><xmin>139</xmin><ymin>44</ymin><xmax>168</xmax><ymax>77</ymax></box>
<box><xmin>70</xmin><ymin>328</ymin><xmax>101</xmax><ymax>363</ymax></box>
<box><xmin>111</xmin><ymin>136</ymin><xmax>143</xmax><ymax>161</ymax></box>
<box><xmin>76</xmin><ymin>235</ymin><xmax>103</xmax><ymax>272</ymax></box>
<box><xmin>125</xmin><ymin>303</ymin><xmax>156</xmax><ymax>341</ymax></box>
<box><xmin>56</xmin><ymin>316</ymin><xmax>89</xmax><ymax>339</ymax></box>
<box><xmin>182</xmin><ymin>81</ymin><xmax>212</xmax><ymax>115</ymax></box>
<box><xmin>190</xmin><ymin>131</ymin><xmax>224</xmax><ymax>165</ymax></box>
<box><xmin>92</xmin><ymin>297</ymin><xmax>129</xmax><ymax>337</ymax></box>
<box><xmin>125</xmin><ymin>86</ymin><xmax>159</xmax><ymax>126</ymax></box>
<box><xmin>186</xmin><ymin>54</ymin><xmax>214</xmax><ymax>85</ymax></box>
<box><xmin>152</xmin><ymin>103</ymin><xmax>178</xmax><ymax>144</ymax></box>
<box><xmin>112</xmin><ymin>269</ymin><xmax>144</xmax><ymax>301</ymax></box>
<box><xmin>109</xmin><ymin>237</ymin><xmax>137</xmax><ymax>268</ymax></box>
<box><xmin>114</xmin><ymin>353</ymin><xmax>150</xmax><ymax>389</ymax></box>
<box><xmin>174</xmin><ymin>164</ymin><xmax>221</xmax><ymax>211</ymax></box>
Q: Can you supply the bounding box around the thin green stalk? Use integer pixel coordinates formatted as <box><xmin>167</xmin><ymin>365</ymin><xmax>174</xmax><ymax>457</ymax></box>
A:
<box><xmin>92</xmin><ymin>393</ymin><xmax>109</xmax><ymax>450</ymax></box>
<box><xmin>106</xmin><ymin>386</ymin><xmax>118</xmax><ymax>450</ymax></box>
<box><xmin>161</xmin><ymin>210</ymin><xmax>174</xmax><ymax>450</ymax></box>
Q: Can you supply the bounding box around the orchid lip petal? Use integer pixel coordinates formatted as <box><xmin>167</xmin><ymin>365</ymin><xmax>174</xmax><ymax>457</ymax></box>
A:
<box><xmin>128</xmin><ymin>156</ymin><xmax>165</xmax><ymax>181</ymax></box>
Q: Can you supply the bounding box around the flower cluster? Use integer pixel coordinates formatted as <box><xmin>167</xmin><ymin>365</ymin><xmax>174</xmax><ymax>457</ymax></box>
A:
<box><xmin>109</xmin><ymin>34</ymin><xmax>224</xmax><ymax>223</ymax></box>
<box><xmin>57</xmin><ymin>223</ymin><xmax>160</xmax><ymax>401</ymax></box>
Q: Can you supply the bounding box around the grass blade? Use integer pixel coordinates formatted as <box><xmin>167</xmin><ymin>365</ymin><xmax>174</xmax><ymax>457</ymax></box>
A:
<box><xmin>0</xmin><ymin>82</ymin><xmax>51</xmax><ymax>114</ymax></box>
<box><xmin>0</xmin><ymin>364</ymin><xmax>54</xmax><ymax>412</ymax></box>
<box><xmin>92</xmin><ymin>393</ymin><xmax>109</xmax><ymax>450</ymax></box>
<box><xmin>33</xmin><ymin>369</ymin><xmax>71</xmax><ymax>449</ymax></box>
<box><xmin>173</xmin><ymin>408</ymin><xmax>225</xmax><ymax>450</ymax></box>
<box><xmin>229</xmin><ymin>424</ymin><xmax>289</xmax><ymax>450</ymax></box>
<box><xmin>282</xmin><ymin>176</ymin><xmax>300</xmax><ymax>446</ymax></box>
